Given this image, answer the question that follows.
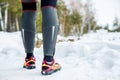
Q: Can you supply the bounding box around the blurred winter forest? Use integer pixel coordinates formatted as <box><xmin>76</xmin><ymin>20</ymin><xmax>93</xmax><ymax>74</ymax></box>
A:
<box><xmin>0</xmin><ymin>0</ymin><xmax>120</xmax><ymax>37</ymax></box>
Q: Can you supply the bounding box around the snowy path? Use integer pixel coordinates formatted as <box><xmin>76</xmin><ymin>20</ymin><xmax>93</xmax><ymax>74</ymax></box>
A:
<box><xmin>0</xmin><ymin>31</ymin><xmax>120</xmax><ymax>80</ymax></box>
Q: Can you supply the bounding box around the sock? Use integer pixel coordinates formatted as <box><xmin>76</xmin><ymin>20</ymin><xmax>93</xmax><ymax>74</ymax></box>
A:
<box><xmin>26</xmin><ymin>53</ymin><xmax>34</xmax><ymax>59</ymax></box>
<box><xmin>44</xmin><ymin>56</ymin><xmax>53</xmax><ymax>63</ymax></box>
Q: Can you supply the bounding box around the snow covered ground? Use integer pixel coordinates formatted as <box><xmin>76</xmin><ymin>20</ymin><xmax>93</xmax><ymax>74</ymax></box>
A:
<box><xmin>0</xmin><ymin>29</ymin><xmax>120</xmax><ymax>80</ymax></box>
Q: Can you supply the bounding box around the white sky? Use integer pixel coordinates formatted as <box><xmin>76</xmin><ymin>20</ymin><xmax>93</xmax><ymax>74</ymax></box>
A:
<box><xmin>92</xmin><ymin>0</ymin><xmax>120</xmax><ymax>26</ymax></box>
<box><xmin>65</xmin><ymin>0</ymin><xmax>120</xmax><ymax>26</ymax></box>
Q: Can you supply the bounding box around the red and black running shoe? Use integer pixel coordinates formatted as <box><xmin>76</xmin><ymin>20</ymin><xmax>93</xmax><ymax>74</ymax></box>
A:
<box><xmin>41</xmin><ymin>59</ymin><xmax>61</xmax><ymax>75</ymax></box>
<box><xmin>23</xmin><ymin>56</ymin><xmax>36</xmax><ymax>69</ymax></box>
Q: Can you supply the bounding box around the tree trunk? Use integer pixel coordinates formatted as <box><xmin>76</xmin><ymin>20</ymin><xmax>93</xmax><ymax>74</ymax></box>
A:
<box><xmin>0</xmin><ymin>8</ymin><xmax>4</xmax><ymax>31</ymax></box>
<box><xmin>7</xmin><ymin>12</ymin><xmax>12</xmax><ymax>32</ymax></box>
<box><xmin>15</xmin><ymin>14</ymin><xmax>19</xmax><ymax>31</ymax></box>
<box><xmin>4</xmin><ymin>7</ymin><xmax>8</xmax><ymax>31</ymax></box>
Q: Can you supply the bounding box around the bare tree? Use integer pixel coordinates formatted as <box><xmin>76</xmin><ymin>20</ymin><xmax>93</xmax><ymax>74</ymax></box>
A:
<box><xmin>0</xmin><ymin>2</ymin><xmax>8</xmax><ymax>31</ymax></box>
<box><xmin>81</xmin><ymin>0</ymin><xmax>96</xmax><ymax>35</ymax></box>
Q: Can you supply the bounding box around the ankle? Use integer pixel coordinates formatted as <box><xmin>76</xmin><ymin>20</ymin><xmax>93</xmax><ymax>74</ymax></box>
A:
<box><xmin>26</xmin><ymin>53</ymin><xmax>34</xmax><ymax>59</ymax></box>
<box><xmin>44</xmin><ymin>56</ymin><xmax>53</xmax><ymax>62</ymax></box>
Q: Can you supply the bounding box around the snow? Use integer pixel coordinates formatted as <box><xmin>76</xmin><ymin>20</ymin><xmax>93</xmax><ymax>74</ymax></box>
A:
<box><xmin>0</xmin><ymin>30</ymin><xmax>120</xmax><ymax>80</ymax></box>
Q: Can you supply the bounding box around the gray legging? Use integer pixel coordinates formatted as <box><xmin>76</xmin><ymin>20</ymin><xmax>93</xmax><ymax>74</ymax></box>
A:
<box><xmin>21</xmin><ymin>0</ymin><xmax>58</xmax><ymax>57</ymax></box>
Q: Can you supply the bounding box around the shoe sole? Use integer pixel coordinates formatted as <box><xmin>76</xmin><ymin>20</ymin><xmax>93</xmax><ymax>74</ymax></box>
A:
<box><xmin>23</xmin><ymin>65</ymin><xmax>36</xmax><ymax>69</ymax></box>
<box><xmin>41</xmin><ymin>67</ymin><xmax>61</xmax><ymax>75</ymax></box>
